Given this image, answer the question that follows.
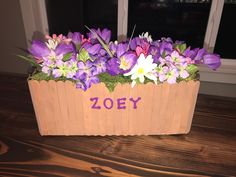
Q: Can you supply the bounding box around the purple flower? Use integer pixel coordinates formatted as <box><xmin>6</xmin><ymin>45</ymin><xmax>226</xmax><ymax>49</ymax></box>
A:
<box><xmin>106</xmin><ymin>42</ymin><xmax>137</xmax><ymax>75</ymax></box>
<box><xmin>52</xmin><ymin>69</ymin><xmax>62</xmax><ymax>78</ymax></box>
<box><xmin>157</xmin><ymin>66</ymin><xmax>169</xmax><ymax>82</ymax></box>
<box><xmin>67</xmin><ymin>32</ymin><xmax>82</xmax><ymax>45</ymax></box>
<box><xmin>82</xmin><ymin>42</ymin><xmax>101</xmax><ymax>56</ymax></box>
<box><xmin>99</xmin><ymin>49</ymin><xmax>107</xmax><ymax>56</ymax></box>
<box><xmin>130</xmin><ymin>37</ymin><xmax>141</xmax><ymax>50</ymax></box>
<box><xmin>76</xmin><ymin>60</ymin><xmax>95</xmax><ymax>79</ymax></box>
<box><xmin>161</xmin><ymin>37</ymin><xmax>173</xmax><ymax>43</ymax></box>
<box><xmin>148</xmin><ymin>46</ymin><xmax>160</xmax><ymax>63</ymax></box>
<box><xmin>29</xmin><ymin>40</ymin><xmax>50</xmax><ymax>60</ymax></box>
<box><xmin>93</xmin><ymin>57</ymin><xmax>107</xmax><ymax>74</ymax></box>
<box><xmin>203</xmin><ymin>54</ymin><xmax>221</xmax><ymax>69</ymax></box>
<box><xmin>109</xmin><ymin>41</ymin><xmax>118</xmax><ymax>55</ymax></box>
<box><xmin>84</xmin><ymin>75</ymin><xmax>100</xmax><ymax>89</ymax></box>
<box><xmin>76</xmin><ymin>81</ymin><xmax>86</xmax><ymax>91</ymax></box>
<box><xmin>70</xmin><ymin>53</ymin><xmax>78</xmax><ymax>62</ymax></box>
<box><xmin>159</xmin><ymin>41</ymin><xmax>173</xmax><ymax>56</ymax></box>
<box><xmin>116</xmin><ymin>43</ymin><xmax>128</xmax><ymax>58</ymax></box>
<box><xmin>87</xmin><ymin>28</ymin><xmax>111</xmax><ymax>44</ymax></box>
<box><xmin>184</xmin><ymin>47</ymin><xmax>198</xmax><ymax>58</ymax></box>
<box><xmin>106</xmin><ymin>57</ymin><xmax>121</xmax><ymax>76</ymax></box>
<box><xmin>106</xmin><ymin>51</ymin><xmax>137</xmax><ymax>75</ymax></box>
<box><xmin>119</xmin><ymin>52</ymin><xmax>137</xmax><ymax>72</ymax></box>
<box><xmin>184</xmin><ymin>48</ymin><xmax>206</xmax><ymax>63</ymax></box>
<box><xmin>179</xmin><ymin>69</ymin><xmax>189</xmax><ymax>79</ymax></box>
<box><xmin>55</xmin><ymin>43</ymin><xmax>74</xmax><ymax>55</ymax></box>
<box><xmin>42</xmin><ymin>65</ymin><xmax>51</xmax><ymax>75</ymax></box>
<box><xmin>52</xmin><ymin>60</ymin><xmax>78</xmax><ymax>79</ymax></box>
<box><xmin>166</xmin><ymin>68</ymin><xmax>179</xmax><ymax>84</ymax></box>
<box><xmin>76</xmin><ymin>74</ymin><xmax>99</xmax><ymax>91</ymax></box>
<box><xmin>194</xmin><ymin>48</ymin><xmax>206</xmax><ymax>62</ymax></box>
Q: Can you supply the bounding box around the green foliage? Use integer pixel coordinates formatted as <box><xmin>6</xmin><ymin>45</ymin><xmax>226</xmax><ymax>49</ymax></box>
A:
<box><xmin>76</xmin><ymin>44</ymin><xmax>81</xmax><ymax>51</ymax></box>
<box><xmin>175</xmin><ymin>43</ymin><xmax>187</xmax><ymax>54</ymax></box>
<box><xmin>17</xmin><ymin>55</ymin><xmax>41</xmax><ymax>69</ymax></box>
<box><xmin>177</xmin><ymin>64</ymin><xmax>199</xmax><ymax>82</ymax></box>
<box><xmin>29</xmin><ymin>72</ymin><xmax>75</xmax><ymax>82</ymax></box>
<box><xmin>186</xmin><ymin>64</ymin><xmax>199</xmax><ymax>75</ymax></box>
<box><xmin>98</xmin><ymin>73</ymin><xmax>132</xmax><ymax>92</ymax></box>
<box><xmin>63</xmin><ymin>52</ymin><xmax>73</xmax><ymax>61</ymax></box>
<box><xmin>30</xmin><ymin>70</ymin><xmax>199</xmax><ymax>92</ymax></box>
<box><xmin>77</xmin><ymin>48</ymin><xmax>91</xmax><ymax>62</ymax></box>
<box><xmin>186</xmin><ymin>64</ymin><xmax>199</xmax><ymax>81</ymax></box>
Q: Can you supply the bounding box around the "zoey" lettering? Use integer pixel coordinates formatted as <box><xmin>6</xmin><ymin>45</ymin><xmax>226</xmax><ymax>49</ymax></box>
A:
<box><xmin>90</xmin><ymin>97</ymin><xmax>141</xmax><ymax>110</ymax></box>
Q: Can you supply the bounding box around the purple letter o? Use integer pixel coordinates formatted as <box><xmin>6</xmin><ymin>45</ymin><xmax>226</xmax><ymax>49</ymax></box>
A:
<box><xmin>103</xmin><ymin>98</ymin><xmax>113</xmax><ymax>109</ymax></box>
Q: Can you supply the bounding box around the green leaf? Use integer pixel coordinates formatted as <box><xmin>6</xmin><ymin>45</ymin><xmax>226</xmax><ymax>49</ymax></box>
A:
<box><xmin>29</xmin><ymin>72</ymin><xmax>76</xmax><ymax>82</ymax></box>
<box><xmin>16</xmin><ymin>55</ymin><xmax>40</xmax><ymax>68</ymax></box>
<box><xmin>63</xmin><ymin>52</ymin><xmax>73</xmax><ymax>61</ymax></box>
<box><xmin>161</xmin><ymin>50</ymin><xmax>166</xmax><ymax>58</ymax></box>
<box><xmin>76</xmin><ymin>44</ymin><xmax>81</xmax><ymax>51</ymax></box>
<box><xmin>186</xmin><ymin>64</ymin><xmax>199</xmax><ymax>75</ymax></box>
<box><xmin>98</xmin><ymin>73</ymin><xmax>132</xmax><ymax>92</ymax></box>
<box><xmin>77</xmin><ymin>48</ymin><xmax>91</xmax><ymax>62</ymax></box>
<box><xmin>176</xmin><ymin>43</ymin><xmax>187</xmax><ymax>54</ymax></box>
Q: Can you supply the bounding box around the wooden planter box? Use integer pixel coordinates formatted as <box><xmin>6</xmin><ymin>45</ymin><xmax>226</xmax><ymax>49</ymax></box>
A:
<box><xmin>28</xmin><ymin>80</ymin><xmax>200</xmax><ymax>136</ymax></box>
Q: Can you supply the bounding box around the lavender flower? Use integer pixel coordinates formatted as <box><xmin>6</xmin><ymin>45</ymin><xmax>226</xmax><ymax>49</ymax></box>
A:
<box><xmin>184</xmin><ymin>48</ymin><xmax>206</xmax><ymax>63</ymax></box>
<box><xmin>106</xmin><ymin>57</ymin><xmax>121</xmax><ymax>76</ymax></box>
<box><xmin>93</xmin><ymin>57</ymin><xmax>107</xmax><ymax>75</ymax></box>
<box><xmin>76</xmin><ymin>60</ymin><xmax>95</xmax><ymax>79</ymax></box>
<box><xmin>159</xmin><ymin>40</ymin><xmax>173</xmax><ymax>57</ymax></box>
<box><xmin>82</xmin><ymin>42</ymin><xmax>102</xmax><ymax>60</ymax></box>
<box><xmin>119</xmin><ymin>52</ymin><xmax>137</xmax><ymax>72</ymax></box>
<box><xmin>41</xmin><ymin>51</ymin><xmax>63</xmax><ymax>75</ymax></box>
<box><xmin>87</xmin><ymin>28</ymin><xmax>111</xmax><ymax>44</ymax></box>
<box><xmin>28</xmin><ymin>40</ymin><xmax>50</xmax><ymax>61</ymax></box>
<box><xmin>148</xmin><ymin>46</ymin><xmax>160</xmax><ymax>63</ymax></box>
<box><xmin>156</xmin><ymin>65</ymin><xmax>169</xmax><ymax>82</ymax></box>
<box><xmin>203</xmin><ymin>54</ymin><xmax>221</xmax><ymax>69</ymax></box>
<box><xmin>166</xmin><ymin>68</ymin><xmax>179</xmax><ymax>84</ymax></box>
<box><xmin>67</xmin><ymin>32</ymin><xmax>82</xmax><ymax>45</ymax></box>
<box><xmin>178</xmin><ymin>63</ymin><xmax>189</xmax><ymax>79</ymax></box>
<box><xmin>76</xmin><ymin>74</ymin><xmax>100</xmax><ymax>91</ymax></box>
<box><xmin>109</xmin><ymin>41</ymin><xmax>118</xmax><ymax>55</ymax></box>
<box><xmin>55</xmin><ymin>43</ymin><xmax>75</xmax><ymax>55</ymax></box>
<box><xmin>52</xmin><ymin>60</ymin><xmax>78</xmax><ymax>78</ymax></box>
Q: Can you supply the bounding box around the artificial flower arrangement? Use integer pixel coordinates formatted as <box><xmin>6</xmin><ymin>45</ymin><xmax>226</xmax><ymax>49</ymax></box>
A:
<box><xmin>21</xmin><ymin>28</ymin><xmax>221</xmax><ymax>135</ymax></box>
<box><xmin>20</xmin><ymin>28</ymin><xmax>221</xmax><ymax>92</ymax></box>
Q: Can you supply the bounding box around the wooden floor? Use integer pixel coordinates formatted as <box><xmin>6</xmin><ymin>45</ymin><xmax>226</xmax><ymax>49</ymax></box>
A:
<box><xmin>0</xmin><ymin>74</ymin><xmax>236</xmax><ymax>177</ymax></box>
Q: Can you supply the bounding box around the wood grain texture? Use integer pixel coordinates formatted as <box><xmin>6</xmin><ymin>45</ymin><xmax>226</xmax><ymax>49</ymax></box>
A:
<box><xmin>0</xmin><ymin>74</ymin><xmax>236</xmax><ymax>176</ymax></box>
<box><xmin>28</xmin><ymin>80</ymin><xmax>200</xmax><ymax>136</ymax></box>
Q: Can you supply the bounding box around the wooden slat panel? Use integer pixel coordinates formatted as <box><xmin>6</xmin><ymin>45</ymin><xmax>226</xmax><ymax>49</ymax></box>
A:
<box><xmin>28</xmin><ymin>80</ymin><xmax>200</xmax><ymax>135</ymax></box>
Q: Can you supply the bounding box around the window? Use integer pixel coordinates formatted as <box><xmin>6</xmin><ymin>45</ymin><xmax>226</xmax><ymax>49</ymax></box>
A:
<box><xmin>45</xmin><ymin>0</ymin><xmax>118</xmax><ymax>40</ymax></box>
<box><xmin>214</xmin><ymin>1</ymin><xmax>236</xmax><ymax>59</ymax></box>
<box><xmin>128</xmin><ymin>0</ymin><xmax>212</xmax><ymax>48</ymax></box>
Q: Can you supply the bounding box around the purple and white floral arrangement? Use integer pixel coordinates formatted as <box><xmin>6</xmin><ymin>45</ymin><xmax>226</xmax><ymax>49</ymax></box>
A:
<box><xmin>24</xmin><ymin>28</ymin><xmax>221</xmax><ymax>91</ymax></box>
